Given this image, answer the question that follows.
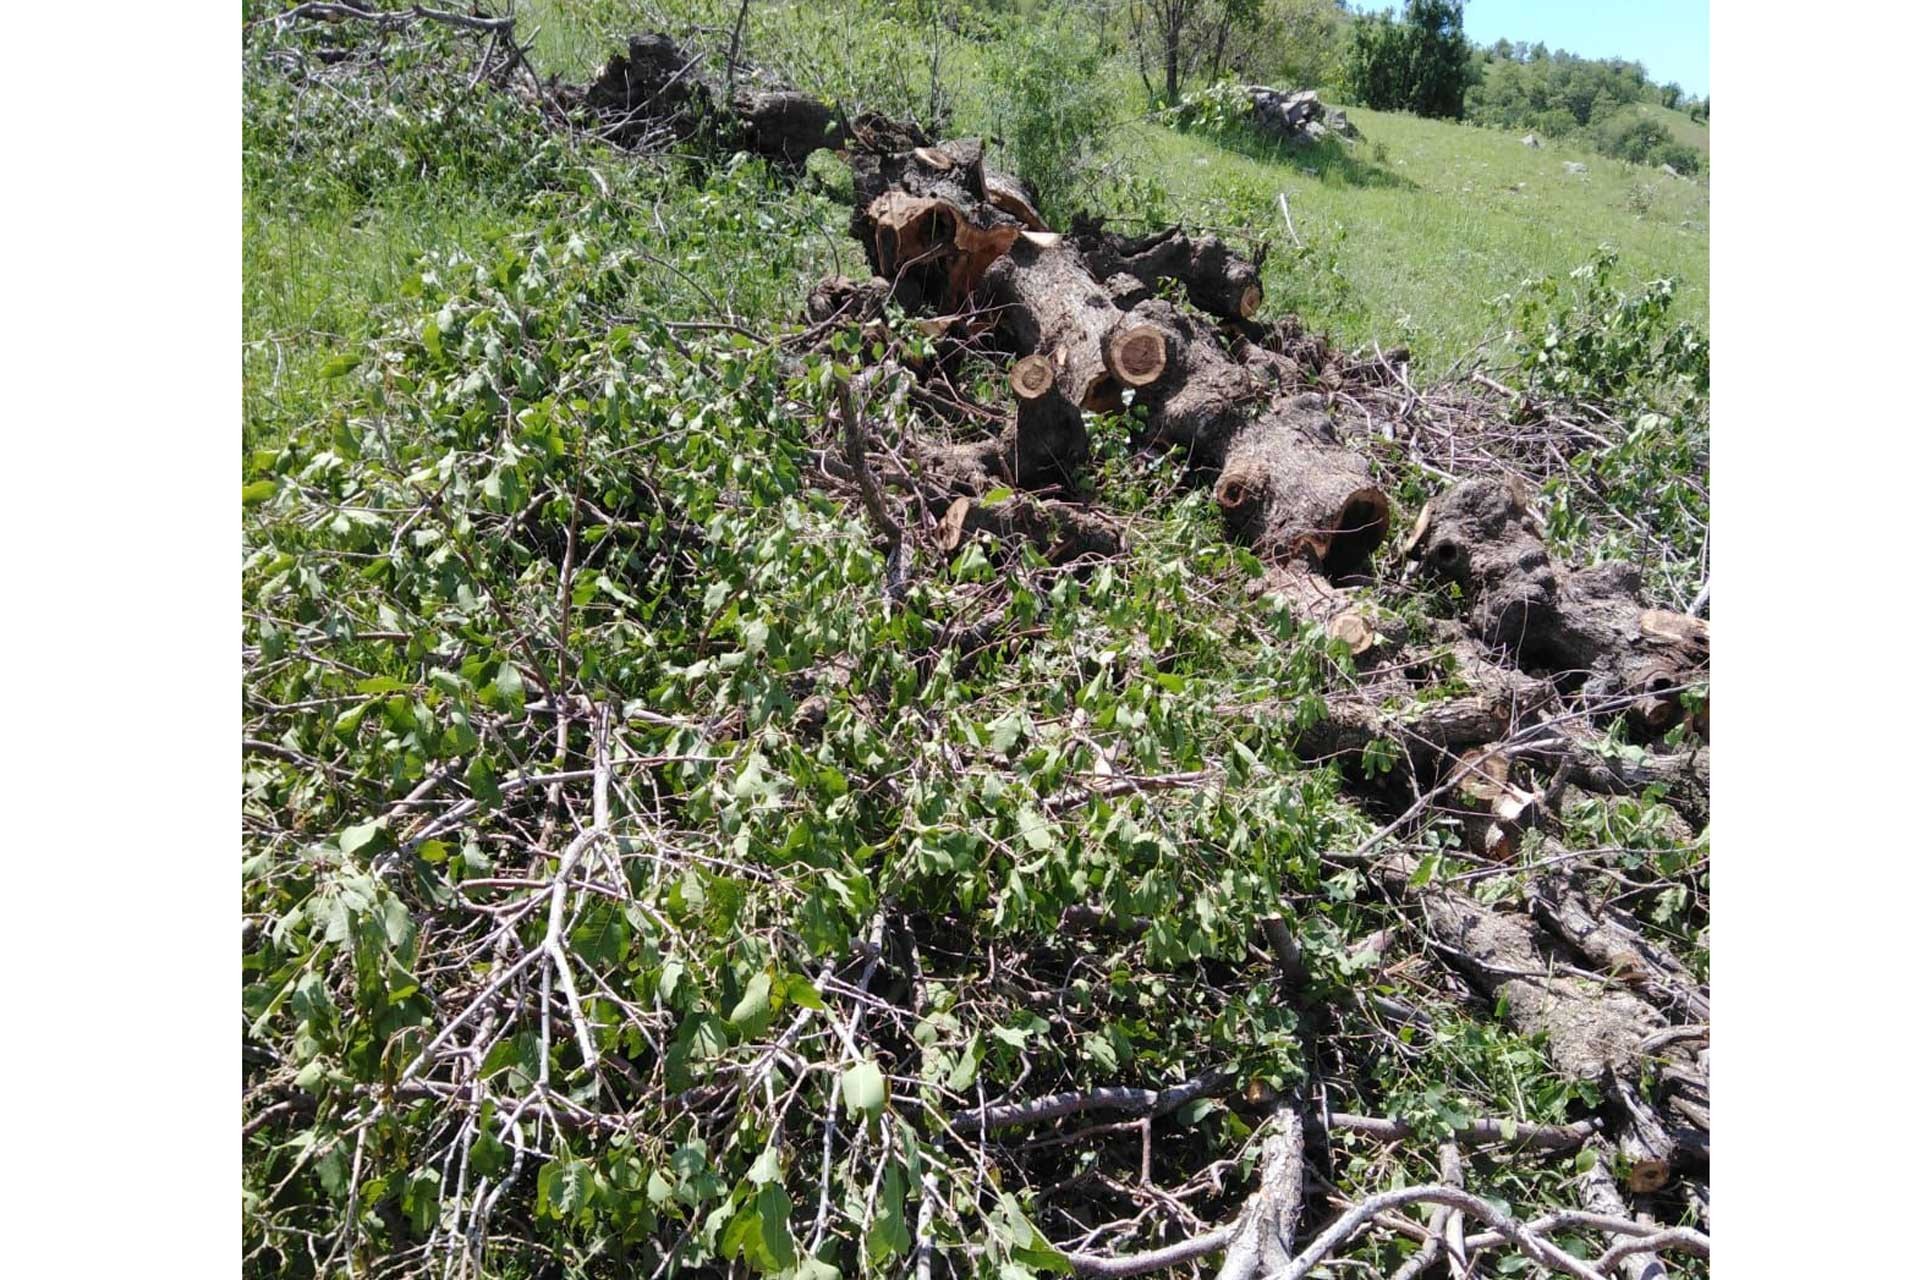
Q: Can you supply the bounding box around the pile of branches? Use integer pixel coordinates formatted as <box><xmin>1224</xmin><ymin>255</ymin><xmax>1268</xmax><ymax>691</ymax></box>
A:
<box><xmin>242</xmin><ymin>14</ymin><xmax>1708</xmax><ymax>1280</ymax></box>
<box><xmin>256</xmin><ymin>3</ymin><xmax>896</xmax><ymax>166</ymax></box>
<box><xmin>790</xmin><ymin>83</ymin><xmax>1710</xmax><ymax>1280</ymax></box>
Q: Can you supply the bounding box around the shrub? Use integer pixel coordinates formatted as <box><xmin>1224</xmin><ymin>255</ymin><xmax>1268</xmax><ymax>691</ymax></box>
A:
<box><xmin>1496</xmin><ymin>248</ymin><xmax>1708</xmax><ymax>597</ymax></box>
<box><xmin>980</xmin><ymin>13</ymin><xmax>1116</xmax><ymax>219</ymax></box>
<box><xmin>1652</xmin><ymin>141</ymin><xmax>1703</xmax><ymax>176</ymax></box>
<box><xmin>1594</xmin><ymin>113</ymin><xmax>1675</xmax><ymax>166</ymax></box>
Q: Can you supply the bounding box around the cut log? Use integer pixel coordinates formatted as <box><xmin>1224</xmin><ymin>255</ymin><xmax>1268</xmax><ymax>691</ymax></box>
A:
<box><xmin>1525</xmin><ymin>866</ymin><xmax>1709</xmax><ymax>1022</ymax></box>
<box><xmin>1384</xmin><ymin>849</ymin><xmax>1672</xmax><ymax>1190</ymax></box>
<box><xmin>1106</xmin><ymin>301</ymin><xmax>1387</xmax><ymax>571</ymax></box>
<box><xmin>850</xmin><ymin>140</ymin><xmax>1038</xmax><ymax>312</ymax></box>
<box><xmin>981</xmin><ymin>233</ymin><xmax>1171</xmax><ymax>412</ymax></box>
<box><xmin>1003</xmin><ymin>360</ymin><xmax>1090</xmax><ymax>488</ymax></box>
<box><xmin>1070</xmin><ymin>218</ymin><xmax>1266</xmax><ymax>321</ymax></box>
<box><xmin>1608</xmin><ymin>1078</ymin><xmax>1677</xmax><ymax>1194</ymax></box>
<box><xmin>1576</xmin><ymin>1142</ymin><xmax>1671</xmax><ymax>1280</ymax></box>
<box><xmin>1405</xmin><ymin>479</ymin><xmax>1709</xmax><ymax>734</ymax></box>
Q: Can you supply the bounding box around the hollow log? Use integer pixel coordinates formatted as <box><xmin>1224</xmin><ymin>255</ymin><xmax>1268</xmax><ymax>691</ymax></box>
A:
<box><xmin>1405</xmin><ymin>479</ymin><xmax>1709</xmax><ymax>735</ymax></box>
<box><xmin>850</xmin><ymin>141</ymin><xmax>1041</xmax><ymax>312</ymax></box>
<box><xmin>1215</xmin><ymin>406</ymin><xmax>1390</xmax><ymax>575</ymax></box>
<box><xmin>1070</xmin><ymin>218</ymin><xmax>1266</xmax><ymax>321</ymax></box>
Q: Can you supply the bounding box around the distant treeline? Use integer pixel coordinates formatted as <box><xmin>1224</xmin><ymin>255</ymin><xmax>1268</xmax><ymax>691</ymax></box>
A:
<box><xmin>1326</xmin><ymin>2</ymin><xmax>1705</xmax><ymax>174</ymax></box>
<box><xmin>1466</xmin><ymin>40</ymin><xmax>1707</xmax><ymax>174</ymax></box>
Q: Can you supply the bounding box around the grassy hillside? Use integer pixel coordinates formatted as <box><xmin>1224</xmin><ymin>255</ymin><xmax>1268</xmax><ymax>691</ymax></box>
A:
<box><xmin>1638</xmin><ymin>102</ymin><xmax>1710</xmax><ymax>155</ymax></box>
<box><xmin>1114</xmin><ymin>104</ymin><xmax>1708</xmax><ymax>369</ymax></box>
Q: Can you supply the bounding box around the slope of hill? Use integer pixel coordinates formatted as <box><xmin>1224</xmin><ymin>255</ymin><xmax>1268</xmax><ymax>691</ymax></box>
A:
<box><xmin>1117</xmin><ymin>103</ymin><xmax>1708</xmax><ymax>369</ymax></box>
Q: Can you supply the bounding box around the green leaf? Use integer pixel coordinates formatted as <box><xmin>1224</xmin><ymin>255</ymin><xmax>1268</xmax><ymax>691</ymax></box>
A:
<box><xmin>319</xmin><ymin>353</ymin><xmax>363</xmax><ymax>378</ymax></box>
<box><xmin>841</xmin><ymin>1060</ymin><xmax>886</xmax><ymax>1119</ymax></box>
<box><xmin>756</xmin><ymin>1183</ymin><xmax>796</xmax><ymax>1271</ymax></box>
<box><xmin>729</xmin><ymin>972</ymin><xmax>773</xmax><ymax>1028</ymax></box>
<box><xmin>242</xmin><ymin>480</ymin><xmax>277</xmax><ymax>505</ymax></box>
<box><xmin>865</xmin><ymin>1161</ymin><xmax>910</xmax><ymax>1266</ymax></box>
<box><xmin>1015</xmin><ymin>805</ymin><xmax>1055</xmax><ymax>851</ymax></box>
<box><xmin>338</xmin><ymin>820</ymin><xmax>389</xmax><ymax>857</ymax></box>
<box><xmin>466</xmin><ymin>755</ymin><xmax>501</xmax><ymax>809</ymax></box>
<box><xmin>747</xmin><ymin>1143</ymin><xmax>782</xmax><ymax>1186</ymax></box>
<box><xmin>979</xmin><ymin>486</ymin><xmax>1015</xmax><ymax>507</ymax></box>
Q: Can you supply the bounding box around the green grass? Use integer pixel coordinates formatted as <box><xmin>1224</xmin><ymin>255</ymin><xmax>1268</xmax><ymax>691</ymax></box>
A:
<box><xmin>1113</xmin><ymin>103</ymin><xmax>1708</xmax><ymax>371</ymax></box>
<box><xmin>1642</xmin><ymin>101</ymin><xmax>1711</xmax><ymax>155</ymax></box>
<box><xmin>242</xmin><ymin>193</ymin><xmax>541</xmax><ymax>452</ymax></box>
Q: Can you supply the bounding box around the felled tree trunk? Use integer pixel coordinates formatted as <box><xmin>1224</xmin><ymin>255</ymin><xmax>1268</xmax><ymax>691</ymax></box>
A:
<box><xmin>1525</xmin><ymin>865</ymin><xmax>1710</xmax><ymax>1022</ymax></box>
<box><xmin>983</xmin><ymin>234</ymin><xmax>1174</xmax><ymax>413</ymax></box>
<box><xmin>1119</xmin><ymin>300</ymin><xmax>1389</xmax><ymax>574</ymax></box>
<box><xmin>842</xmin><ymin>141</ymin><xmax>1389</xmax><ymax>579</ymax></box>
<box><xmin>1384</xmin><ymin>851</ymin><xmax>1675</xmax><ymax>1191</ymax></box>
<box><xmin>1069</xmin><ymin>219</ymin><xmax>1266</xmax><ymax>321</ymax></box>
<box><xmin>1404</xmin><ymin>479</ymin><xmax>1710</xmax><ymax>735</ymax></box>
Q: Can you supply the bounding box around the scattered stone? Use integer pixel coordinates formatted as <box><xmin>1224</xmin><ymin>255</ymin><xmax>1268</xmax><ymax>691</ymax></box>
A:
<box><xmin>1247</xmin><ymin>86</ymin><xmax>1360</xmax><ymax>145</ymax></box>
<box><xmin>1521</xmin><ymin>133</ymin><xmax>1541</xmax><ymax>148</ymax></box>
<box><xmin>1563</xmin><ymin>161</ymin><xmax>1588</xmax><ymax>176</ymax></box>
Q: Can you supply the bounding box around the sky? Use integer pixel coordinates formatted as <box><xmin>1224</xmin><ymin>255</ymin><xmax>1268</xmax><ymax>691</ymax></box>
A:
<box><xmin>1457</xmin><ymin>0</ymin><xmax>1711</xmax><ymax>99</ymax></box>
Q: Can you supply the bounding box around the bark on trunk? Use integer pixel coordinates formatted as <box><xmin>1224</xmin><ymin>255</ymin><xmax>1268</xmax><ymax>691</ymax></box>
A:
<box><xmin>1383</xmin><ymin>850</ymin><xmax>1673</xmax><ymax>1190</ymax></box>
<box><xmin>1070</xmin><ymin>218</ymin><xmax>1266</xmax><ymax>322</ymax></box>
<box><xmin>1525</xmin><ymin>866</ymin><xmax>1709</xmax><ymax>1022</ymax></box>
<box><xmin>1405</xmin><ymin>479</ymin><xmax>1709</xmax><ymax>736</ymax></box>
<box><xmin>1215</xmin><ymin>1110</ymin><xmax>1307</xmax><ymax>1280</ymax></box>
